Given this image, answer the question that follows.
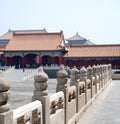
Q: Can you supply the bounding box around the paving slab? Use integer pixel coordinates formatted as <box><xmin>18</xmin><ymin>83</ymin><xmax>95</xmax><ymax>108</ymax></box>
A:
<box><xmin>77</xmin><ymin>80</ymin><xmax>120</xmax><ymax>124</ymax></box>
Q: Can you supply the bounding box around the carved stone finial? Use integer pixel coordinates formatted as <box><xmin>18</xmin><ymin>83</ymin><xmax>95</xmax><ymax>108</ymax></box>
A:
<box><xmin>0</xmin><ymin>71</ymin><xmax>10</xmax><ymax>113</ymax></box>
<box><xmin>80</xmin><ymin>66</ymin><xmax>87</xmax><ymax>72</ymax></box>
<box><xmin>80</xmin><ymin>66</ymin><xmax>87</xmax><ymax>81</ymax></box>
<box><xmin>71</xmin><ymin>66</ymin><xmax>79</xmax><ymax>75</ymax></box>
<box><xmin>101</xmin><ymin>65</ymin><xmax>104</xmax><ymax>73</ymax></box>
<box><xmin>56</xmin><ymin>65</ymin><xmax>68</xmax><ymax>92</ymax></box>
<box><xmin>97</xmin><ymin>65</ymin><xmax>100</xmax><ymax>75</ymax></box>
<box><xmin>87</xmin><ymin>65</ymin><xmax>93</xmax><ymax>78</ymax></box>
<box><xmin>103</xmin><ymin>65</ymin><xmax>106</xmax><ymax>72</ymax></box>
<box><xmin>34</xmin><ymin>66</ymin><xmax>48</xmax><ymax>83</ymax></box>
<box><xmin>100</xmin><ymin>65</ymin><xmax>102</xmax><ymax>73</ymax></box>
<box><xmin>70</xmin><ymin>66</ymin><xmax>79</xmax><ymax>86</ymax></box>
<box><xmin>108</xmin><ymin>64</ymin><xmax>111</xmax><ymax>68</ymax></box>
<box><xmin>108</xmin><ymin>64</ymin><xmax>112</xmax><ymax>73</ymax></box>
<box><xmin>57</xmin><ymin>65</ymin><xmax>68</xmax><ymax>78</ymax></box>
<box><xmin>92</xmin><ymin>65</ymin><xmax>97</xmax><ymax>76</ymax></box>
<box><xmin>57</xmin><ymin>65</ymin><xmax>68</xmax><ymax>84</ymax></box>
<box><xmin>108</xmin><ymin>64</ymin><xmax>112</xmax><ymax>79</ymax></box>
<box><xmin>34</xmin><ymin>66</ymin><xmax>48</xmax><ymax>95</ymax></box>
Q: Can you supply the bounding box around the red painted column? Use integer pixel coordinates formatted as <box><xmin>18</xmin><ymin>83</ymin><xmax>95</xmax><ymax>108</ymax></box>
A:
<box><xmin>68</xmin><ymin>60</ymin><xmax>70</xmax><ymax>67</ymax></box>
<box><xmin>71</xmin><ymin>60</ymin><xmax>74</xmax><ymax>67</ymax></box>
<box><xmin>59</xmin><ymin>56</ymin><xmax>63</xmax><ymax>65</ymax></box>
<box><xmin>109</xmin><ymin>59</ymin><xmax>112</xmax><ymax>64</ymax></box>
<box><xmin>23</xmin><ymin>56</ymin><xmax>25</xmax><ymax>66</ymax></box>
<box><xmin>87</xmin><ymin>60</ymin><xmax>90</xmax><ymax>66</ymax></box>
<box><xmin>64</xmin><ymin>60</ymin><xmax>66</xmax><ymax>66</ymax></box>
<box><xmin>62</xmin><ymin>59</ymin><xmax>65</xmax><ymax>65</ymax></box>
<box><xmin>97</xmin><ymin>60</ymin><xmax>100</xmax><ymax>65</ymax></box>
<box><xmin>77</xmin><ymin>61</ymin><xmax>79</xmax><ymax>68</ymax></box>
<box><xmin>39</xmin><ymin>55</ymin><xmax>42</xmax><ymax>65</ymax></box>
<box><xmin>74</xmin><ymin>60</ymin><xmax>77</xmax><ymax>67</ymax></box>
<box><xmin>76</xmin><ymin>60</ymin><xmax>78</xmax><ymax>67</ymax></box>
<box><xmin>52</xmin><ymin>57</ymin><xmax>55</xmax><ymax>65</ymax></box>
<box><xmin>3</xmin><ymin>56</ymin><xmax>6</xmax><ymax>65</ymax></box>
<box><xmin>109</xmin><ymin>59</ymin><xmax>112</xmax><ymax>68</ymax></box>
<box><xmin>85</xmin><ymin>60</ymin><xmax>88</xmax><ymax>67</ymax></box>
<box><xmin>99</xmin><ymin>60</ymin><xmax>101</xmax><ymax>65</ymax></box>
<box><xmin>24</xmin><ymin>56</ymin><xmax>26</xmax><ymax>66</ymax></box>
<box><xmin>36</xmin><ymin>55</ymin><xmax>39</xmax><ymax>64</ymax></box>
<box><xmin>22</xmin><ymin>55</ymin><xmax>25</xmax><ymax>71</ymax></box>
<box><xmin>10</xmin><ymin>57</ymin><xmax>12</xmax><ymax>66</ymax></box>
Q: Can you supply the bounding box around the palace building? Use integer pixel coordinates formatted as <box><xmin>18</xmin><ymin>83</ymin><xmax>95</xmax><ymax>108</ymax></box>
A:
<box><xmin>64</xmin><ymin>44</ymin><xmax>120</xmax><ymax>68</ymax></box>
<box><xmin>66</xmin><ymin>32</ymin><xmax>94</xmax><ymax>46</ymax></box>
<box><xmin>0</xmin><ymin>29</ymin><xmax>67</xmax><ymax>68</ymax></box>
<box><xmin>0</xmin><ymin>29</ymin><xmax>120</xmax><ymax>69</ymax></box>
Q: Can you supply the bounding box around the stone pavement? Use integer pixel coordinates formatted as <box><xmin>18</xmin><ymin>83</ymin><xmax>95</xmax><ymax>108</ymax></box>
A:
<box><xmin>5</xmin><ymin>68</ymin><xmax>33</xmax><ymax>82</ymax></box>
<box><xmin>77</xmin><ymin>80</ymin><xmax>120</xmax><ymax>124</ymax></box>
<box><xmin>4</xmin><ymin>69</ymin><xmax>70</xmax><ymax>109</ymax></box>
<box><xmin>9</xmin><ymin>78</ymin><xmax>58</xmax><ymax>109</ymax></box>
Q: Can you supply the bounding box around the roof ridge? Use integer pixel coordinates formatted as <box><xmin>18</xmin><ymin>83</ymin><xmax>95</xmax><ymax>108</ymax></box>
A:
<box><xmin>70</xmin><ymin>44</ymin><xmax>120</xmax><ymax>47</ymax></box>
<box><xmin>8</xmin><ymin>28</ymin><xmax>47</xmax><ymax>32</ymax></box>
<box><xmin>13</xmin><ymin>31</ymin><xmax>63</xmax><ymax>36</ymax></box>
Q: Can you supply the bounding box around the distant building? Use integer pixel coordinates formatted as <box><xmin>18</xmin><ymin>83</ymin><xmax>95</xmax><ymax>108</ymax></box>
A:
<box><xmin>0</xmin><ymin>29</ymin><xmax>120</xmax><ymax>69</ymax></box>
<box><xmin>66</xmin><ymin>32</ymin><xmax>94</xmax><ymax>46</ymax></box>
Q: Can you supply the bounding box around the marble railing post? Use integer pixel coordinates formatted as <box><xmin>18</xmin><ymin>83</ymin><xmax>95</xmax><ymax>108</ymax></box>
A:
<box><xmin>104</xmin><ymin>65</ymin><xmax>107</xmax><ymax>83</ymax></box>
<box><xmin>104</xmin><ymin>65</ymin><xmax>107</xmax><ymax>84</ymax></box>
<box><xmin>108</xmin><ymin>64</ymin><xmax>110</xmax><ymax>80</ymax></box>
<box><xmin>104</xmin><ymin>64</ymin><xmax>108</xmax><ymax>84</ymax></box>
<box><xmin>0</xmin><ymin>71</ymin><xmax>13</xmax><ymax>124</ymax></box>
<box><xmin>106</xmin><ymin>65</ymin><xmax>109</xmax><ymax>82</ymax></box>
<box><xmin>106</xmin><ymin>65</ymin><xmax>108</xmax><ymax>82</ymax></box>
<box><xmin>100</xmin><ymin>65</ymin><xmax>104</xmax><ymax>88</ymax></box>
<box><xmin>108</xmin><ymin>64</ymin><xmax>112</xmax><ymax>80</ymax></box>
<box><xmin>103</xmin><ymin>65</ymin><xmax>106</xmax><ymax>85</ymax></box>
<box><xmin>107</xmin><ymin>64</ymin><xmax>111</xmax><ymax>81</ymax></box>
<box><xmin>56</xmin><ymin>65</ymin><xmax>68</xmax><ymax>93</ymax></box>
<box><xmin>80</xmin><ymin>66</ymin><xmax>87</xmax><ymax>104</ymax></box>
<box><xmin>97</xmin><ymin>65</ymin><xmax>100</xmax><ymax>76</ymax></box>
<box><xmin>97</xmin><ymin>65</ymin><xmax>101</xmax><ymax>90</ymax></box>
<box><xmin>56</xmin><ymin>65</ymin><xmax>68</xmax><ymax>124</ymax></box>
<box><xmin>87</xmin><ymin>65</ymin><xmax>93</xmax><ymax>98</ymax></box>
<box><xmin>70</xmin><ymin>66</ymin><xmax>79</xmax><ymax>86</ymax></box>
<box><xmin>70</xmin><ymin>66</ymin><xmax>79</xmax><ymax>112</ymax></box>
<box><xmin>102</xmin><ymin>65</ymin><xmax>105</xmax><ymax>86</ymax></box>
<box><xmin>32</xmin><ymin>67</ymin><xmax>50</xmax><ymax>124</ymax></box>
<box><xmin>92</xmin><ymin>65</ymin><xmax>97</xmax><ymax>94</ymax></box>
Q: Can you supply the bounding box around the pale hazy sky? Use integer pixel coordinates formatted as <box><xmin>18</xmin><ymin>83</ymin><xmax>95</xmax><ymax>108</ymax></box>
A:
<box><xmin>0</xmin><ymin>0</ymin><xmax>120</xmax><ymax>44</ymax></box>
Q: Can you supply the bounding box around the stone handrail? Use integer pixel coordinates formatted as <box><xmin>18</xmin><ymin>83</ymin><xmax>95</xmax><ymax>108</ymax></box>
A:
<box><xmin>0</xmin><ymin>64</ymin><xmax>112</xmax><ymax>124</ymax></box>
<box><xmin>50</xmin><ymin>91</ymin><xmax>64</xmax><ymax>114</ymax></box>
<box><xmin>79</xmin><ymin>81</ymin><xmax>85</xmax><ymax>94</ymax></box>
<box><xmin>13</xmin><ymin>100</ymin><xmax>42</xmax><ymax>124</ymax></box>
<box><xmin>49</xmin><ymin>91</ymin><xmax>65</xmax><ymax>124</ymax></box>
<box><xmin>68</xmin><ymin>86</ymin><xmax>76</xmax><ymax>102</ymax></box>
